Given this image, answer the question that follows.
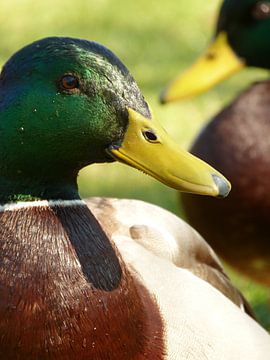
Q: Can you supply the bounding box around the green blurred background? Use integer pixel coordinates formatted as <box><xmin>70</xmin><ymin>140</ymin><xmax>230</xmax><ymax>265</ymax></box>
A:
<box><xmin>1</xmin><ymin>0</ymin><xmax>269</xmax><ymax>328</ymax></box>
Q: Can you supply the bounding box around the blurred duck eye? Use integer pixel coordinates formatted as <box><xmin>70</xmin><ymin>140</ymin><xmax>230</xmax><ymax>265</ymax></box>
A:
<box><xmin>60</xmin><ymin>74</ymin><xmax>79</xmax><ymax>90</ymax></box>
<box><xmin>252</xmin><ymin>1</ymin><xmax>270</xmax><ymax>19</ymax></box>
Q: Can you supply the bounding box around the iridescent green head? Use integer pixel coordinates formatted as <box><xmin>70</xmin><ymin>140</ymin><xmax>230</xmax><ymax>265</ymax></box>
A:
<box><xmin>0</xmin><ymin>37</ymin><xmax>150</xmax><ymax>176</ymax></box>
<box><xmin>217</xmin><ymin>0</ymin><xmax>270</xmax><ymax>68</ymax></box>
<box><xmin>161</xmin><ymin>0</ymin><xmax>270</xmax><ymax>102</ymax></box>
<box><xmin>0</xmin><ymin>37</ymin><xmax>230</xmax><ymax>202</ymax></box>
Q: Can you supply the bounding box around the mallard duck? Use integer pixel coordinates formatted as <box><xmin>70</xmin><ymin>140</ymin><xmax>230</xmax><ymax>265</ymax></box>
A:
<box><xmin>0</xmin><ymin>37</ymin><xmax>269</xmax><ymax>359</ymax></box>
<box><xmin>161</xmin><ymin>0</ymin><xmax>270</xmax><ymax>286</ymax></box>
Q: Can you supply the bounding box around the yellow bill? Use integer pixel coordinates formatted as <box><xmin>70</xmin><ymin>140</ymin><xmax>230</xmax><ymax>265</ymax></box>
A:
<box><xmin>107</xmin><ymin>108</ymin><xmax>231</xmax><ymax>198</ymax></box>
<box><xmin>160</xmin><ymin>32</ymin><xmax>245</xmax><ymax>103</ymax></box>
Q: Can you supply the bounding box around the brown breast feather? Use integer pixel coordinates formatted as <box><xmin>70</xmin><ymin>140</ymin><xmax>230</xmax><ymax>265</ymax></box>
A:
<box><xmin>0</xmin><ymin>203</ymin><xmax>165</xmax><ymax>359</ymax></box>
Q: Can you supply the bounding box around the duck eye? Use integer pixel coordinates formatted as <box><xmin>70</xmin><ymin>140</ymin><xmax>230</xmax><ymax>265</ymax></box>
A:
<box><xmin>142</xmin><ymin>130</ymin><xmax>159</xmax><ymax>142</ymax></box>
<box><xmin>252</xmin><ymin>1</ymin><xmax>270</xmax><ymax>20</ymax></box>
<box><xmin>60</xmin><ymin>75</ymin><xmax>79</xmax><ymax>90</ymax></box>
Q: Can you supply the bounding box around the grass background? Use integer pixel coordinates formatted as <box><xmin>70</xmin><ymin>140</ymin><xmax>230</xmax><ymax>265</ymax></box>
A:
<box><xmin>0</xmin><ymin>0</ymin><xmax>269</xmax><ymax>328</ymax></box>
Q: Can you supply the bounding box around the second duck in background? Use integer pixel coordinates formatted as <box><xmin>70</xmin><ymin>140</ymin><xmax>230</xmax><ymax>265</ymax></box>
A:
<box><xmin>161</xmin><ymin>0</ymin><xmax>270</xmax><ymax>286</ymax></box>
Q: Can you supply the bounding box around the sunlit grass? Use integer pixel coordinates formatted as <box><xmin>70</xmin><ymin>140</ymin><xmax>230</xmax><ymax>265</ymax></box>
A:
<box><xmin>1</xmin><ymin>0</ymin><xmax>269</xmax><ymax>329</ymax></box>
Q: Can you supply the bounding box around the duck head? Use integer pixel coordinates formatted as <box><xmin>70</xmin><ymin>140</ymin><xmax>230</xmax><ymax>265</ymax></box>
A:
<box><xmin>0</xmin><ymin>37</ymin><xmax>230</xmax><ymax>202</ymax></box>
<box><xmin>160</xmin><ymin>0</ymin><xmax>270</xmax><ymax>102</ymax></box>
